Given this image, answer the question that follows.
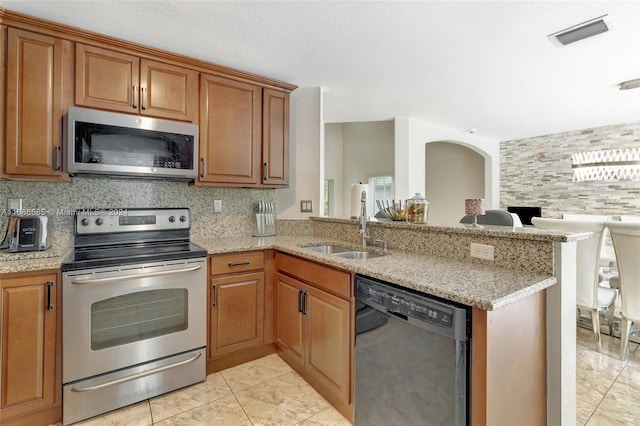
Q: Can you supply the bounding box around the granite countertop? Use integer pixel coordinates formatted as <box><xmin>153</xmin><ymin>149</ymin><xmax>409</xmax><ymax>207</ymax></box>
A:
<box><xmin>0</xmin><ymin>234</ymin><xmax>556</xmax><ymax>311</ymax></box>
<box><xmin>0</xmin><ymin>245</ymin><xmax>72</xmax><ymax>274</ymax></box>
<box><xmin>195</xmin><ymin>235</ymin><xmax>557</xmax><ymax>311</ymax></box>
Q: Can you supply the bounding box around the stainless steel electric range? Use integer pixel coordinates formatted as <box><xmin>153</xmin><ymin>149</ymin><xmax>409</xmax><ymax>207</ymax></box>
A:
<box><xmin>60</xmin><ymin>208</ymin><xmax>207</xmax><ymax>425</ymax></box>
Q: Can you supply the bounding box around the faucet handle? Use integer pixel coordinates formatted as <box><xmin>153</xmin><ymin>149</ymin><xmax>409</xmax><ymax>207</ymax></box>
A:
<box><xmin>374</xmin><ymin>239</ymin><xmax>388</xmax><ymax>251</ymax></box>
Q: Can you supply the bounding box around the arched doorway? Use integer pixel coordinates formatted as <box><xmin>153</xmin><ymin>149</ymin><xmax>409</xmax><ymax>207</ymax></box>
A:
<box><xmin>425</xmin><ymin>141</ymin><xmax>485</xmax><ymax>226</ymax></box>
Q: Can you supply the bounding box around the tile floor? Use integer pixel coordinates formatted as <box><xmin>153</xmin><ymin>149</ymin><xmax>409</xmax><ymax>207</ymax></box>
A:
<box><xmin>58</xmin><ymin>329</ymin><xmax>640</xmax><ymax>425</ymax></box>
<box><xmin>577</xmin><ymin>326</ymin><xmax>640</xmax><ymax>425</ymax></box>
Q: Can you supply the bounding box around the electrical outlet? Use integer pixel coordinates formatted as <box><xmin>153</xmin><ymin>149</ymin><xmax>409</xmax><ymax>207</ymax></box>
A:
<box><xmin>300</xmin><ymin>200</ymin><xmax>313</xmax><ymax>213</ymax></box>
<box><xmin>213</xmin><ymin>199</ymin><xmax>222</xmax><ymax>213</ymax></box>
<box><xmin>470</xmin><ymin>243</ymin><xmax>495</xmax><ymax>261</ymax></box>
<box><xmin>7</xmin><ymin>198</ymin><xmax>22</xmax><ymax>215</ymax></box>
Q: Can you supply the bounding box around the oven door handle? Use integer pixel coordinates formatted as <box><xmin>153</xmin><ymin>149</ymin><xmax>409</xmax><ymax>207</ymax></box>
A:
<box><xmin>70</xmin><ymin>264</ymin><xmax>203</xmax><ymax>285</ymax></box>
<box><xmin>70</xmin><ymin>351</ymin><xmax>202</xmax><ymax>393</ymax></box>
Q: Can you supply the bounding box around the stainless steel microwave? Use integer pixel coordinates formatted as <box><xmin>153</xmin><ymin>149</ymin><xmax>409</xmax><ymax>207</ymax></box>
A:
<box><xmin>66</xmin><ymin>107</ymin><xmax>199</xmax><ymax>179</ymax></box>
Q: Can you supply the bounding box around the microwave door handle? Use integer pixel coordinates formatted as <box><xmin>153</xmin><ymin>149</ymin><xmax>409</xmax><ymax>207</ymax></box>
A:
<box><xmin>52</xmin><ymin>146</ymin><xmax>62</xmax><ymax>171</ymax></box>
<box><xmin>70</xmin><ymin>264</ymin><xmax>202</xmax><ymax>285</ymax></box>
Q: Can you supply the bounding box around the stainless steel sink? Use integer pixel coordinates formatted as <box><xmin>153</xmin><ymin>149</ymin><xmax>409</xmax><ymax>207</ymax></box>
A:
<box><xmin>301</xmin><ymin>244</ymin><xmax>384</xmax><ymax>259</ymax></box>
<box><xmin>302</xmin><ymin>244</ymin><xmax>352</xmax><ymax>254</ymax></box>
<box><xmin>332</xmin><ymin>251</ymin><xmax>383</xmax><ymax>260</ymax></box>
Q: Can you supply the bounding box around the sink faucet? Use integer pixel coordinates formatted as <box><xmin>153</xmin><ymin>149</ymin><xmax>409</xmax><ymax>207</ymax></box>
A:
<box><xmin>359</xmin><ymin>191</ymin><xmax>370</xmax><ymax>246</ymax></box>
<box><xmin>359</xmin><ymin>191</ymin><xmax>371</xmax><ymax>247</ymax></box>
<box><xmin>359</xmin><ymin>191</ymin><xmax>389</xmax><ymax>250</ymax></box>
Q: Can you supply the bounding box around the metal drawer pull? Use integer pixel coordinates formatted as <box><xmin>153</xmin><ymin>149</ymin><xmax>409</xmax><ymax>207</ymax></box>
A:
<box><xmin>263</xmin><ymin>162</ymin><xmax>268</xmax><ymax>181</ymax></box>
<box><xmin>141</xmin><ymin>87</ymin><xmax>147</xmax><ymax>110</ymax></box>
<box><xmin>200</xmin><ymin>158</ymin><xmax>205</xmax><ymax>178</ymax></box>
<box><xmin>132</xmin><ymin>85</ymin><xmax>138</xmax><ymax>109</ymax></box>
<box><xmin>46</xmin><ymin>281</ymin><xmax>54</xmax><ymax>310</ymax></box>
<box><xmin>71</xmin><ymin>264</ymin><xmax>202</xmax><ymax>285</ymax></box>
<box><xmin>228</xmin><ymin>260</ymin><xmax>251</xmax><ymax>267</ymax></box>
<box><xmin>70</xmin><ymin>352</ymin><xmax>201</xmax><ymax>393</ymax></box>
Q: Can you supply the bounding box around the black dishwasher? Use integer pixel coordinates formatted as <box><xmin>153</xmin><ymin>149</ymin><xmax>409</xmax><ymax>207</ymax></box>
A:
<box><xmin>355</xmin><ymin>274</ymin><xmax>471</xmax><ymax>426</ymax></box>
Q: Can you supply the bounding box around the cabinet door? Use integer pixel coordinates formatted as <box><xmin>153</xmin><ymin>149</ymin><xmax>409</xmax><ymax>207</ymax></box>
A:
<box><xmin>1</xmin><ymin>274</ymin><xmax>58</xmax><ymax>418</ymax></box>
<box><xmin>262</xmin><ymin>89</ymin><xmax>289</xmax><ymax>186</ymax></box>
<box><xmin>275</xmin><ymin>273</ymin><xmax>305</xmax><ymax>367</ymax></box>
<box><xmin>305</xmin><ymin>285</ymin><xmax>351</xmax><ymax>404</ymax></box>
<box><xmin>139</xmin><ymin>59</ymin><xmax>199</xmax><ymax>122</ymax></box>
<box><xmin>199</xmin><ymin>74</ymin><xmax>261</xmax><ymax>184</ymax></box>
<box><xmin>75</xmin><ymin>43</ymin><xmax>140</xmax><ymax>113</ymax></box>
<box><xmin>5</xmin><ymin>28</ymin><xmax>68</xmax><ymax>177</ymax></box>
<box><xmin>209</xmin><ymin>272</ymin><xmax>264</xmax><ymax>358</ymax></box>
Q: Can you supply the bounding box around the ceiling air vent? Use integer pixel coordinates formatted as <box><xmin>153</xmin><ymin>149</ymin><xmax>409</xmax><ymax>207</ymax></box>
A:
<box><xmin>548</xmin><ymin>15</ymin><xmax>612</xmax><ymax>47</ymax></box>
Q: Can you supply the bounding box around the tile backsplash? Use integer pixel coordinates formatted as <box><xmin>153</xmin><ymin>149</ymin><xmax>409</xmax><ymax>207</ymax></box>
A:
<box><xmin>0</xmin><ymin>177</ymin><xmax>275</xmax><ymax>243</ymax></box>
<box><xmin>501</xmin><ymin>121</ymin><xmax>640</xmax><ymax>218</ymax></box>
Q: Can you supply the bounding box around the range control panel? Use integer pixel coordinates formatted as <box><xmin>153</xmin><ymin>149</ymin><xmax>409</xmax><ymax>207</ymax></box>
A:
<box><xmin>74</xmin><ymin>208</ymin><xmax>191</xmax><ymax>234</ymax></box>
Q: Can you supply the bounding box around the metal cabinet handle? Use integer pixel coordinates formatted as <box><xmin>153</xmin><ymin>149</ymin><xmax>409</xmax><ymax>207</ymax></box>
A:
<box><xmin>228</xmin><ymin>260</ymin><xmax>250</xmax><ymax>267</ymax></box>
<box><xmin>70</xmin><ymin>352</ymin><xmax>201</xmax><ymax>393</ymax></box>
<box><xmin>132</xmin><ymin>85</ymin><xmax>138</xmax><ymax>109</ymax></box>
<box><xmin>200</xmin><ymin>158</ymin><xmax>205</xmax><ymax>178</ymax></box>
<box><xmin>263</xmin><ymin>162</ymin><xmax>268</xmax><ymax>181</ymax></box>
<box><xmin>46</xmin><ymin>281</ymin><xmax>54</xmax><ymax>310</ymax></box>
<box><xmin>301</xmin><ymin>290</ymin><xmax>309</xmax><ymax>315</ymax></box>
<box><xmin>141</xmin><ymin>87</ymin><xmax>147</xmax><ymax>110</ymax></box>
<box><xmin>297</xmin><ymin>290</ymin><xmax>303</xmax><ymax>313</ymax></box>
<box><xmin>212</xmin><ymin>284</ymin><xmax>217</xmax><ymax>307</ymax></box>
<box><xmin>52</xmin><ymin>146</ymin><xmax>62</xmax><ymax>171</ymax></box>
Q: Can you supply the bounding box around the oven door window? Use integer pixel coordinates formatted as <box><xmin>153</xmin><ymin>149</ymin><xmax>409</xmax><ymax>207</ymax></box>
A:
<box><xmin>74</xmin><ymin>121</ymin><xmax>195</xmax><ymax>170</ymax></box>
<box><xmin>91</xmin><ymin>288</ymin><xmax>188</xmax><ymax>351</ymax></box>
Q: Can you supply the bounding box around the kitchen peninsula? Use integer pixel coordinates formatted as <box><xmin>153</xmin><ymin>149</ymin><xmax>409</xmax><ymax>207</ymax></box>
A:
<box><xmin>1</xmin><ymin>217</ymin><xmax>584</xmax><ymax>425</ymax></box>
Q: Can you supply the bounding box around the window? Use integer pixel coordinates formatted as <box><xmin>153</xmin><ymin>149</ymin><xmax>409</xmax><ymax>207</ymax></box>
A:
<box><xmin>368</xmin><ymin>175</ymin><xmax>394</xmax><ymax>217</ymax></box>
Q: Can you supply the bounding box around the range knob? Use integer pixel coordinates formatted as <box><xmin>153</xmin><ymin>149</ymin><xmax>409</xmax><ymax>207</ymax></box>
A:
<box><xmin>169</xmin><ymin>216</ymin><xmax>176</xmax><ymax>223</ymax></box>
<box><xmin>95</xmin><ymin>218</ymin><xmax>104</xmax><ymax>226</ymax></box>
<box><xmin>80</xmin><ymin>218</ymin><xmax>90</xmax><ymax>226</ymax></box>
<box><xmin>179</xmin><ymin>215</ymin><xmax>187</xmax><ymax>222</ymax></box>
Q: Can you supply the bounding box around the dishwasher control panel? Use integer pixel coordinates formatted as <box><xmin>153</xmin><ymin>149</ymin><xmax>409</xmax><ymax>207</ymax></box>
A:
<box><xmin>356</xmin><ymin>276</ymin><xmax>454</xmax><ymax>328</ymax></box>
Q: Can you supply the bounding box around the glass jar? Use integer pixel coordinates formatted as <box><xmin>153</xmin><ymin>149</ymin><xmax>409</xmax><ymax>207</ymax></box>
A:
<box><xmin>406</xmin><ymin>193</ymin><xmax>429</xmax><ymax>224</ymax></box>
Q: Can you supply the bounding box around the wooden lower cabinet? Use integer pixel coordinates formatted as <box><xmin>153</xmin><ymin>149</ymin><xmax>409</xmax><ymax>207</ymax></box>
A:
<box><xmin>209</xmin><ymin>271</ymin><xmax>264</xmax><ymax>357</ymax></box>
<box><xmin>0</xmin><ymin>271</ymin><xmax>61</xmax><ymax>426</ymax></box>
<box><xmin>275</xmin><ymin>253</ymin><xmax>353</xmax><ymax>422</ymax></box>
<box><xmin>207</xmin><ymin>251</ymin><xmax>275</xmax><ymax>373</ymax></box>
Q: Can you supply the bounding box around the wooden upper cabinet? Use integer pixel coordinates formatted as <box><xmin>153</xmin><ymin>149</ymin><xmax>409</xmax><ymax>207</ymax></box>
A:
<box><xmin>262</xmin><ymin>89</ymin><xmax>289</xmax><ymax>186</ymax></box>
<box><xmin>4</xmin><ymin>28</ymin><xmax>70</xmax><ymax>178</ymax></box>
<box><xmin>139</xmin><ymin>59</ymin><xmax>199</xmax><ymax>122</ymax></box>
<box><xmin>75</xmin><ymin>44</ymin><xmax>198</xmax><ymax>122</ymax></box>
<box><xmin>198</xmin><ymin>74</ymin><xmax>261</xmax><ymax>185</ymax></box>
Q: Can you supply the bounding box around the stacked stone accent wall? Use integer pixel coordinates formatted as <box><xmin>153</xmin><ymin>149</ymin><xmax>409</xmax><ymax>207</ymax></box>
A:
<box><xmin>500</xmin><ymin>121</ymin><xmax>640</xmax><ymax>218</ymax></box>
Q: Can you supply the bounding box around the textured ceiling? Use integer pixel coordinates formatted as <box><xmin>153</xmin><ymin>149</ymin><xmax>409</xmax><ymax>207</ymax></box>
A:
<box><xmin>3</xmin><ymin>0</ymin><xmax>639</xmax><ymax>141</ymax></box>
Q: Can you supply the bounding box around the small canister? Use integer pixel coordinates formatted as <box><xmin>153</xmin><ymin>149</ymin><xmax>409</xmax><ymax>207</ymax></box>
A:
<box><xmin>406</xmin><ymin>193</ymin><xmax>429</xmax><ymax>224</ymax></box>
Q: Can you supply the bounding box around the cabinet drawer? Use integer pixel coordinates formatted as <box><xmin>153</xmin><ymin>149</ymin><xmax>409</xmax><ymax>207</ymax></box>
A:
<box><xmin>210</xmin><ymin>251</ymin><xmax>264</xmax><ymax>275</ymax></box>
<box><xmin>275</xmin><ymin>253</ymin><xmax>351</xmax><ymax>299</ymax></box>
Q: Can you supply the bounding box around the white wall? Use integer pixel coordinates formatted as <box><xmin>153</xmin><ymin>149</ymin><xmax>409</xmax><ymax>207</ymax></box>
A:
<box><xmin>426</xmin><ymin>142</ymin><xmax>485</xmax><ymax>226</ymax></box>
<box><xmin>277</xmin><ymin>87</ymin><xmax>323</xmax><ymax>219</ymax></box>
<box><xmin>341</xmin><ymin>121</ymin><xmax>394</xmax><ymax>218</ymax></box>
<box><xmin>324</xmin><ymin>123</ymin><xmax>344</xmax><ymax>217</ymax></box>
<box><xmin>394</xmin><ymin>117</ymin><xmax>500</xmax><ymax>208</ymax></box>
